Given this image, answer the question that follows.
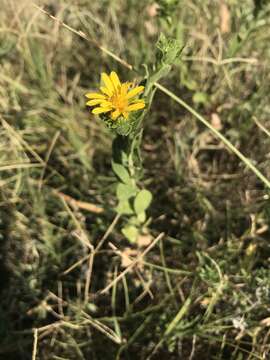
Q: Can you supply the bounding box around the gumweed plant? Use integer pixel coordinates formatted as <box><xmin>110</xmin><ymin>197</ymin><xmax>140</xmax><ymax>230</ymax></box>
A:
<box><xmin>85</xmin><ymin>34</ymin><xmax>181</xmax><ymax>243</ymax></box>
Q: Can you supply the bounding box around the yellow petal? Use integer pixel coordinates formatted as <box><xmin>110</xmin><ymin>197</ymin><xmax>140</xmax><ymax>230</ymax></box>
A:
<box><xmin>101</xmin><ymin>73</ymin><xmax>114</xmax><ymax>96</ymax></box>
<box><xmin>120</xmin><ymin>82</ymin><xmax>131</xmax><ymax>96</ymax></box>
<box><xmin>123</xmin><ymin>112</ymin><xmax>128</xmax><ymax>119</ymax></box>
<box><xmin>131</xmin><ymin>99</ymin><xmax>145</xmax><ymax>104</ymax></box>
<box><xmin>92</xmin><ymin>107</ymin><xmax>112</xmax><ymax>115</ymax></box>
<box><xmin>110</xmin><ymin>71</ymin><xmax>121</xmax><ymax>91</ymax></box>
<box><xmin>126</xmin><ymin>86</ymin><xmax>144</xmax><ymax>99</ymax></box>
<box><xmin>111</xmin><ymin>110</ymin><xmax>121</xmax><ymax>120</ymax></box>
<box><xmin>127</xmin><ymin>102</ymin><xmax>145</xmax><ymax>111</ymax></box>
<box><xmin>85</xmin><ymin>92</ymin><xmax>106</xmax><ymax>99</ymax></box>
<box><xmin>100</xmin><ymin>100</ymin><xmax>113</xmax><ymax>107</ymax></box>
<box><xmin>100</xmin><ymin>86</ymin><xmax>112</xmax><ymax>97</ymax></box>
<box><xmin>86</xmin><ymin>99</ymin><xmax>104</xmax><ymax>106</ymax></box>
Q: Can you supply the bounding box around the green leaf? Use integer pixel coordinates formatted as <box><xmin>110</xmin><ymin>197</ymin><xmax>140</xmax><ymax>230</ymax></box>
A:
<box><xmin>116</xmin><ymin>183</ymin><xmax>137</xmax><ymax>201</ymax></box>
<box><xmin>156</xmin><ymin>33</ymin><xmax>182</xmax><ymax>66</ymax></box>
<box><xmin>134</xmin><ymin>189</ymin><xmax>152</xmax><ymax>215</ymax></box>
<box><xmin>137</xmin><ymin>211</ymin><xmax>146</xmax><ymax>223</ymax></box>
<box><xmin>145</xmin><ymin>34</ymin><xmax>183</xmax><ymax>96</ymax></box>
<box><xmin>192</xmin><ymin>92</ymin><xmax>208</xmax><ymax>105</ymax></box>
<box><xmin>122</xmin><ymin>225</ymin><xmax>138</xmax><ymax>243</ymax></box>
<box><xmin>116</xmin><ymin>120</ymin><xmax>132</xmax><ymax>136</ymax></box>
<box><xmin>104</xmin><ymin>116</ymin><xmax>138</xmax><ymax>137</ymax></box>
<box><xmin>115</xmin><ymin>200</ymin><xmax>133</xmax><ymax>215</ymax></box>
<box><xmin>112</xmin><ymin>162</ymin><xmax>131</xmax><ymax>184</ymax></box>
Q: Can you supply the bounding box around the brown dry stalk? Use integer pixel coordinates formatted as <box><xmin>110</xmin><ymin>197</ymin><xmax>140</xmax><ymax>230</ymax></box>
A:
<box><xmin>54</xmin><ymin>190</ymin><xmax>104</xmax><ymax>214</ymax></box>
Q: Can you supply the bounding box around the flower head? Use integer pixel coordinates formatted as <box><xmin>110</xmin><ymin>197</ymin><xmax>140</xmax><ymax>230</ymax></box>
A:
<box><xmin>85</xmin><ymin>71</ymin><xmax>145</xmax><ymax>120</ymax></box>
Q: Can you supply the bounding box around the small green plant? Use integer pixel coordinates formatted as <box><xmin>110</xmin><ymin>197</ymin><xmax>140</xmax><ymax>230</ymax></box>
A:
<box><xmin>85</xmin><ymin>34</ymin><xmax>182</xmax><ymax>243</ymax></box>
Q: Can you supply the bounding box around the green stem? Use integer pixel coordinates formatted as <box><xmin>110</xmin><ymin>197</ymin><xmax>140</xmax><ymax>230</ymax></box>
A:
<box><xmin>155</xmin><ymin>82</ymin><xmax>270</xmax><ymax>190</ymax></box>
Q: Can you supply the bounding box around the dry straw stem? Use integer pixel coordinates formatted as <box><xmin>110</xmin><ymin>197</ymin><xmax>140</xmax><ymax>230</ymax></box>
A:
<box><xmin>84</xmin><ymin>252</ymin><xmax>94</xmax><ymax>304</ymax></box>
<box><xmin>31</xmin><ymin>328</ymin><xmax>38</xmax><ymax>360</ymax></box>
<box><xmin>108</xmin><ymin>242</ymin><xmax>154</xmax><ymax>300</ymax></box>
<box><xmin>0</xmin><ymin>162</ymin><xmax>43</xmax><ymax>172</ymax></box>
<box><xmin>38</xmin><ymin>130</ymin><xmax>61</xmax><ymax>191</ymax></box>
<box><xmin>54</xmin><ymin>190</ymin><xmax>104</xmax><ymax>214</ymax></box>
<box><xmin>100</xmin><ymin>232</ymin><xmax>165</xmax><ymax>295</ymax></box>
<box><xmin>254</xmin><ymin>116</ymin><xmax>270</xmax><ymax>138</ymax></box>
<box><xmin>32</xmin><ymin>3</ymin><xmax>270</xmax><ymax>190</ymax></box>
<box><xmin>95</xmin><ymin>213</ymin><xmax>121</xmax><ymax>252</ymax></box>
<box><xmin>60</xmin><ymin>214</ymin><xmax>120</xmax><ymax>307</ymax></box>
<box><xmin>182</xmin><ymin>56</ymin><xmax>258</xmax><ymax>65</ymax></box>
<box><xmin>61</xmin><ymin>214</ymin><xmax>120</xmax><ymax>276</ymax></box>
<box><xmin>83</xmin><ymin>214</ymin><xmax>121</xmax><ymax>302</ymax></box>
<box><xmin>80</xmin><ymin>310</ymin><xmax>122</xmax><ymax>344</ymax></box>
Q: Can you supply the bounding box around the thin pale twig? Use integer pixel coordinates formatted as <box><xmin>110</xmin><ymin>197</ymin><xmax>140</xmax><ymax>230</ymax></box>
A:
<box><xmin>182</xmin><ymin>56</ymin><xmax>258</xmax><ymax>66</ymax></box>
<box><xmin>38</xmin><ymin>130</ymin><xmax>61</xmax><ymax>191</ymax></box>
<box><xmin>32</xmin><ymin>329</ymin><xmax>38</xmax><ymax>360</ymax></box>
<box><xmin>109</xmin><ymin>242</ymin><xmax>154</xmax><ymax>300</ymax></box>
<box><xmin>84</xmin><ymin>252</ymin><xmax>94</xmax><ymax>304</ymax></box>
<box><xmin>54</xmin><ymin>190</ymin><xmax>104</xmax><ymax>214</ymax></box>
<box><xmin>81</xmin><ymin>311</ymin><xmax>122</xmax><ymax>344</ymax></box>
<box><xmin>0</xmin><ymin>163</ymin><xmax>43</xmax><ymax>172</ymax></box>
<box><xmin>100</xmin><ymin>233</ymin><xmax>165</xmax><ymax>295</ymax></box>
<box><xmin>95</xmin><ymin>213</ymin><xmax>121</xmax><ymax>252</ymax></box>
<box><xmin>254</xmin><ymin>117</ymin><xmax>270</xmax><ymax>138</ymax></box>
<box><xmin>62</xmin><ymin>254</ymin><xmax>90</xmax><ymax>275</ymax></box>
<box><xmin>62</xmin><ymin>214</ymin><xmax>120</xmax><ymax>277</ymax></box>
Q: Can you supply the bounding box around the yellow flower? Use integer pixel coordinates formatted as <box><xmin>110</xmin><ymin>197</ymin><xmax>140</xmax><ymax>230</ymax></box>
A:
<box><xmin>85</xmin><ymin>71</ymin><xmax>145</xmax><ymax>120</ymax></box>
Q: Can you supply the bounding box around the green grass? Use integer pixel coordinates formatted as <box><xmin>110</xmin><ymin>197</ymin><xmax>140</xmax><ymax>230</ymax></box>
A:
<box><xmin>1</xmin><ymin>0</ymin><xmax>270</xmax><ymax>359</ymax></box>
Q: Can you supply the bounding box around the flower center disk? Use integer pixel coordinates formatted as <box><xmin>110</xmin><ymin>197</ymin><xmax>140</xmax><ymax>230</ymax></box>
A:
<box><xmin>112</xmin><ymin>94</ymin><xmax>128</xmax><ymax>112</ymax></box>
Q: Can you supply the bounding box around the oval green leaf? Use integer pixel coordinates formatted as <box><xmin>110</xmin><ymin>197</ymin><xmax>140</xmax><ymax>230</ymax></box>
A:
<box><xmin>112</xmin><ymin>162</ymin><xmax>131</xmax><ymax>184</ymax></box>
<box><xmin>122</xmin><ymin>225</ymin><xmax>138</xmax><ymax>243</ymax></box>
<box><xmin>134</xmin><ymin>189</ymin><xmax>152</xmax><ymax>215</ymax></box>
<box><xmin>116</xmin><ymin>183</ymin><xmax>137</xmax><ymax>201</ymax></box>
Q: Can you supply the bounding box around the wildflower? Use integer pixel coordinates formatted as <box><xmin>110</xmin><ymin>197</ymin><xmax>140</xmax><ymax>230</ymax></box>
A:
<box><xmin>85</xmin><ymin>71</ymin><xmax>145</xmax><ymax>120</ymax></box>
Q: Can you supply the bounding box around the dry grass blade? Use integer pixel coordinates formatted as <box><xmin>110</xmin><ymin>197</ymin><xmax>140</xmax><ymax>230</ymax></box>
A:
<box><xmin>31</xmin><ymin>328</ymin><xmax>38</xmax><ymax>360</ymax></box>
<box><xmin>0</xmin><ymin>163</ymin><xmax>43</xmax><ymax>171</ymax></box>
<box><xmin>54</xmin><ymin>190</ymin><xmax>104</xmax><ymax>214</ymax></box>
<box><xmin>38</xmin><ymin>130</ymin><xmax>61</xmax><ymax>190</ymax></box>
<box><xmin>84</xmin><ymin>251</ymin><xmax>94</xmax><ymax>304</ymax></box>
<box><xmin>100</xmin><ymin>233</ymin><xmax>165</xmax><ymax>295</ymax></box>
<box><xmin>94</xmin><ymin>213</ymin><xmax>121</xmax><ymax>252</ymax></box>
<box><xmin>81</xmin><ymin>312</ymin><xmax>122</xmax><ymax>344</ymax></box>
<box><xmin>254</xmin><ymin>117</ymin><xmax>270</xmax><ymax>138</ymax></box>
<box><xmin>109</xmin><ymin>242</ymin><xmax>154</xmax><ymax>300</ymax></box>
